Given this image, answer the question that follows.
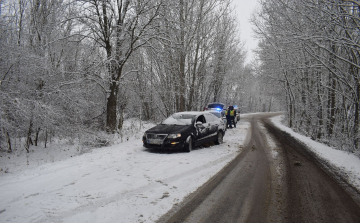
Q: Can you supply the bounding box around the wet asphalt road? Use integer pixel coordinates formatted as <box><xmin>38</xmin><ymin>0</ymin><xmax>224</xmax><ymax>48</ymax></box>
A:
<box><xmin>157</xmin><ymin>113</ymin><xmax>360</xmax><ymax>223</ymax></box>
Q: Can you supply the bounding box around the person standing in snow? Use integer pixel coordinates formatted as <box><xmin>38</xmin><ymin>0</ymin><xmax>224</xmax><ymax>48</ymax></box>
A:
<box><xmin>225</xmin><ymin>106</ymin><xmax>232</xmax><ymax>128</ymax></box>
<box><xmin>230</xmin><ymin>106</ymin><xmax>236</xmax><ymax>128</ymax></box>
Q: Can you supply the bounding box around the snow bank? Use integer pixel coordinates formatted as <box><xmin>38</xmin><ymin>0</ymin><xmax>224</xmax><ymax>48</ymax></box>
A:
<box><xmin>271</xmin><ymin>115</ymin><xmax>360</xmax><ymax>192</ymax></box>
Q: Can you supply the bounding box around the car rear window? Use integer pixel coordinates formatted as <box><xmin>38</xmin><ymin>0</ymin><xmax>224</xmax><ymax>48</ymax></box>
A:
<box><xmin>208</xmin><ymin>103</ymin><xmax>224</xmax><ymax>109</ymax></box>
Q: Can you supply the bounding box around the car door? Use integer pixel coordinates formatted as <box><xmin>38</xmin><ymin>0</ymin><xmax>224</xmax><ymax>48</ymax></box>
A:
<box><xmin>194</xmin><ymin>115</ymin><xmax>209</xmax><ymax>144</ymax></box>
<box><xmin>204</xmin><ymin>113</ymin><xmax>219</xmax><ymax>141</ymax></box>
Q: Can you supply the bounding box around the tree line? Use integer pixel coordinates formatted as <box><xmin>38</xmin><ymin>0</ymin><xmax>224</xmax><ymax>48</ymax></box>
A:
<box><xmin>253</xmin><ymin>0</ymin><xmax>360</xmax><ymax>154</ymax></box>
<box><xmin>1</xmin><ymin>0</ymin><xmax>268</xmax><ymax>152</ymax></box>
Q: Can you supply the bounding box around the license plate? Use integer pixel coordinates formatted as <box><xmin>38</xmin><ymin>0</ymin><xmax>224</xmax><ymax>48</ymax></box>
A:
<box><xmin>147</xmin><ymin>139</ymin><xmax>163</xmax><ymax>145</ymax></box>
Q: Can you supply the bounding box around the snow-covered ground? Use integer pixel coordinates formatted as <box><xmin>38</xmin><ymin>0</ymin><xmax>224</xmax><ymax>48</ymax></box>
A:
<box><xmin>0</xmin><ymin>113</ymin><xmax>359</xmax><ymax>223</ymax></box>
<box><xmin>0</xmin><ymin>118</ymin><xmax>249</xmax><ymax>223</ymax></box>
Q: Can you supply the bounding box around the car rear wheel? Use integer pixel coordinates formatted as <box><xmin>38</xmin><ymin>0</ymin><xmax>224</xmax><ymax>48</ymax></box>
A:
<box><xmin>184</xmin><ymin>136</ymin><xmax>193</xmax><ymax>152</ymax></box>
<box><xmin>214</xmin><ymin>131</ymin><xmax>223</xmax><ymax>145</ymax></box>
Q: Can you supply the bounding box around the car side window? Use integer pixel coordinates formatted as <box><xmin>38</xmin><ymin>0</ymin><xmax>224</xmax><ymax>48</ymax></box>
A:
<box><xmin>204</xmin><ymin>114</ymin><xmax>217</xmax><ymax>123</ymax></box>
<box><xmin>196</xmin><ymin>115</ymin><xmax>206</xmax><ymax>124</ymax></box>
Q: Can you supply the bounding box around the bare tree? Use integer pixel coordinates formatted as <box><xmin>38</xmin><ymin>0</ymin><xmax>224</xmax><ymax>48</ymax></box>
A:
<box><xmin>78</xmin><ymin>0</ymin><xmax>163</xmax><ymax>133</ymax></box>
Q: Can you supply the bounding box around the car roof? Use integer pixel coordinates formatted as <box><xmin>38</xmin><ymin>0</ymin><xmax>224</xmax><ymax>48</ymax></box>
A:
<box><xmin>174</xmin><ymin>111</ymin><xmax>221</xmax><ymax>118</ymax></box>
<box><xmin>175</xmin><ymin>111</ymin><xmax>206</xmax><ymax>116</ymax></box>
<box><xmin>207</xmin><ymin>102</ymin><xmax>225</xmax><ymax>107</ymax></box>
<box><xmin>207</xmin><ymin>102</ymin><xmax>224</xmax><ymax>105</ymax></box>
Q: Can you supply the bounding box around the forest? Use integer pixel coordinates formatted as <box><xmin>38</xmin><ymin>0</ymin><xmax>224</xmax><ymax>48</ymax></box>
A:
<box><xmin>253</xmin><ymin>0</ymin><xmax>360</xmax><ymax>154</ymax></box>
<box><xmin>1</xmin><ymin>0</ymin><xmax>359</xmax><ymax>155</ymax></box>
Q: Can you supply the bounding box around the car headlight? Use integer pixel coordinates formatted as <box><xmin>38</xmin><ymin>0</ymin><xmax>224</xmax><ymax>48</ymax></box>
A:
<box><xmin>168</xmin><ymin>133</ymin><xmax>181</xmax><ymax>139</ymax></box>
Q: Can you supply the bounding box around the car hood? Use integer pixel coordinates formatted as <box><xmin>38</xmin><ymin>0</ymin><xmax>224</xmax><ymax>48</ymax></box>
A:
<box><xmin>146</xmin><ymin>124</ymin><xmax>192</xmax><ymax>134</ymax></box>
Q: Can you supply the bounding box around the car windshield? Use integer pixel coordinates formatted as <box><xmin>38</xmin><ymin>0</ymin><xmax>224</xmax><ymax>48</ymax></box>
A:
<box><xmin>161</xmin><ymin>114</ymin><xmax>196</xmax><ymax>125</ymax></box>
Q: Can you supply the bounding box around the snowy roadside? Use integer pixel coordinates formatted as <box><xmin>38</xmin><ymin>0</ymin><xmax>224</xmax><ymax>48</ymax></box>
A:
<box><xmin>0</xmin><ymin>119</ymin><xmax>156</xmax><ymax>177</ymax></box>
<box><xmin>271</xmin><ymin>115</ymin><xmax>360</xmax><ymax>192</ymax></box>
<box><xmin>0</xmin><ymin>119</ymin><xmax>250</xmax><ymax>223</ymax></box>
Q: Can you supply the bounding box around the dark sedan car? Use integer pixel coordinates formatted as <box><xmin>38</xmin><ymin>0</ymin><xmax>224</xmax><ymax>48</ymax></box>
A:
<box><xmin>143</xmin><ymin>111</ymin><xmax>225</xmax><ymax>152</ymax></box>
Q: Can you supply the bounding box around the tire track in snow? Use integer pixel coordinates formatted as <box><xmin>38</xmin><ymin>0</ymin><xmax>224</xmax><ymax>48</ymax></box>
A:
<box><xmin>35</xmin><ymin>149</ymin><xmax>241</xmax><ymax>223</ymax></box>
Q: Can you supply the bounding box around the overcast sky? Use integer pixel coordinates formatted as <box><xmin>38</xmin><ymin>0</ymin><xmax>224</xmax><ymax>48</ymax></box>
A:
<box><xmin>232</xmin><ymin>0</ymin><xmax>260</xmax><ymax>64</ymax></box>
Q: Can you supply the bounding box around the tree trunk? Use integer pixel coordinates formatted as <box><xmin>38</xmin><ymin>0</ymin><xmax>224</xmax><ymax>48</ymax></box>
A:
<box><xmin>118</xmin><ymin>100</ymin><xmax>127</xmax><ymax>130</ymax></box>
<box><xmin>6</xmin><ymin>131</ymin><xmax>12</xmax><ymax>153</ymax></box>
<box><xmin>328</xmin><ymin>76</ymin><xmax>336</xmax><ymax>137</ymax></box>
<box><xmin>179</xmin><ymin>0</ymin><xmax>186</xmax><ymax>112</ymax></box>
<box><xmin>106</xmin><ymin>82</ymin><xmax>118</xmax><ymax>133</ymax></box>
<box><xmin>285</xmin><ymin>76</ymin><xmax>294</xmax><ymax>128</ymax></box>
<box><xmin>354</xmin><ymin>81</ymin><xmax>360</xmax><ymax>150</ymax></box>
<box><xmin>45</xmin><ymin>128</ymin><xmax>48</xmax><ymax>148</ymax></box>
<box><xmin>268</xmin><ymin>97</ymin><xmax>273</xmax><ymax>112</ymax></box>
<box><xmin>317</xmin><ymin>80</ymin><xmax>324</xmax><ymax>140</ymax></box>
<box><xmin>34</xmin><ymin>127</ymin><xmax>40</xmax><ymax>146</ymax></box>
<box><xmin>25</xmin><ymin>120</ymin><xmax>33</xmax><ymax>153</ymax></box>
<box><xmin>327</xmin><ymin>45</ymin><xmax>337</xmax><ymax>137</ymax></box>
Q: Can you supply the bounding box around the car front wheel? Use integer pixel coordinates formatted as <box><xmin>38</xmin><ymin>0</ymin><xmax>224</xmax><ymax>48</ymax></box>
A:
<box><xmin>214</xmin><ymin>131</ymin><xmax>223</xmax><ymax>145</ymax></box>
<box><xmin>184</xmin><ymin>135</ymin><xmax>193</xmax><ymax>152</ymax></box>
